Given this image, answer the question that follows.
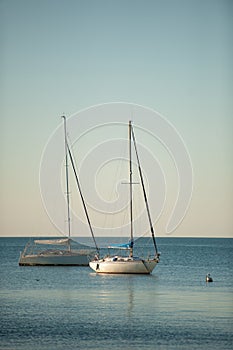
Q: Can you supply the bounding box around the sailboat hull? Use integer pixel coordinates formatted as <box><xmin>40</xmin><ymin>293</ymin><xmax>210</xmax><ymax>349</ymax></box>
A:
<box><xmin>89</xmin><ymin>257</ymin><xmax>158</xmax><ymax>274</ymax></box>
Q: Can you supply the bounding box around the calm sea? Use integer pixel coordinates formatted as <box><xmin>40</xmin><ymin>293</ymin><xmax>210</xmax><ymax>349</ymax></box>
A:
<box><xmin>0</xmin><ymin>237</ymin><xmax>232</xmax><ymax>350</ymax></box>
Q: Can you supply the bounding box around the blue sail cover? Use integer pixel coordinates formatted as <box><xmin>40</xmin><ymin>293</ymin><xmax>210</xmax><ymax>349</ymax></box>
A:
<box><xmin>108</xmin><ymin>241</ymin><xmax>134</xmax><ymax>250</ymax></box>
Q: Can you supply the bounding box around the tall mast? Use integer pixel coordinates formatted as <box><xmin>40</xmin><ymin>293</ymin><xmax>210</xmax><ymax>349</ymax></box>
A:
<box><xmin>62</xmin><ymin>116</ymin><xmax>71</xmax><ymax>251</ymax></box>
<box><xmin>131</xmin><ymin>125</ymin><xmax>158</xmax><ymax>256</ymax></box>
<box><xmin>129</xmin><ymin>121</ymin><xmax>133</xmax><ymax>257</ymax></box>
<box><xmin>67</xmin><ymin>143</ymin><xmax>99</xmax><ymax>255</ymax></box>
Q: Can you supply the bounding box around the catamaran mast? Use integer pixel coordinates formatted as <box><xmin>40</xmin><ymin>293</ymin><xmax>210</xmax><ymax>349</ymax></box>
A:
<box><xmin>67</xmin><ymin>143</ymin><xmax>100</xmax><ymax>255</ymax></box>
<box><xmin>62</xmin><ymin>116</ymin><xmax>71</xmax><ymax>251</ymax></box>
<box><xmin>131</xmin><ymin>124</ymin><xmax>159</xmax><ymax>256</ymax></box>
<box><xmin>129</xmin><ymin>121</ymin><xmax>133</xmax><ymax>257</ymax></box>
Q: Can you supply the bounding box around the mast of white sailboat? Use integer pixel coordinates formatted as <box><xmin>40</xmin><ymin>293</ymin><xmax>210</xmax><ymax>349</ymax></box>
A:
<box><xmin>131</xmin><ymin>124</ymin><xmax>159</xmax><ymax>256</ymax></box>
<box><xmin>62</xmin><ymin>115</ymin><xmax>71</xmax><ymax>251</ymax></box>
<box><xmin>129</xmin><ymin>121</ymin><xmax>133</xmax><ymax>257</ymax></box>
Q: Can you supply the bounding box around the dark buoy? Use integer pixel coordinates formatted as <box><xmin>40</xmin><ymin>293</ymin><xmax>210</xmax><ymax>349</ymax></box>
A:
<box><xmin>206</xmin><ymin>273</ymin><xmax>213</xmax><ymax>282</ymax></box>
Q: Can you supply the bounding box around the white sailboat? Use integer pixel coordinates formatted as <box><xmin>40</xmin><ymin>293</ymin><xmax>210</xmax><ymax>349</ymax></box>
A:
<box><xmin>89</xmin><ymin>121</ymin><xmax>160</xmax><ymax>274</ymax></box>
<box><xmin>19</xmin><ymin>116</ymin><xmax>99</xmax><ymax>266</ymax></box>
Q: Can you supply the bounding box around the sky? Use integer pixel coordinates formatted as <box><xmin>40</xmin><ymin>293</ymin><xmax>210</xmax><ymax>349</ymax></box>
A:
<box><xmin>1</xmin><ymin>0</ymin><xmax>233</xmax><ymax>238</ymax></box>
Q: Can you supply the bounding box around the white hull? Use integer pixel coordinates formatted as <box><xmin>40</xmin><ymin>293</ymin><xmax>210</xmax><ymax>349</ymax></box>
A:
<box><xmin>89</xmin><ymin>256</ymin><xmax>159</xmax><ymax>274</ymax></box>
<box><xmin>19</xmin><ymin>250</ymin><xmax>95</xmax><ymax>266</ymax></box>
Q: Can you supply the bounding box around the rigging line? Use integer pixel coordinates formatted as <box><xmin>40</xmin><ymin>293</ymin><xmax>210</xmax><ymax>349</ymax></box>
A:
<box><xmin>129</xmin><ymin>121</ymin><xmax>133</xmax><ymax>257</ymax></box>
<box><xmin>62</xmin><ymin>116</ymin><xmax>71</xmax><ymax>252</ymax></box>
<box><xmin>66</xmin><ymin>142</ymin><xmax>100</xmax><ymax>255</ymax></box>
<box><xmin>131</xmin><ymin>125</ymin><xmax>158</xmax><ymax>255</ymax></box>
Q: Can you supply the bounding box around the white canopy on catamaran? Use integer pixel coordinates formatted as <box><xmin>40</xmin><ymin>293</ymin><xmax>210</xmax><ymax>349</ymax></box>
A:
<box><xmin>34</xmin><ymin>239</ymin><xmax>70</xmax><ymax>245</ymax></box>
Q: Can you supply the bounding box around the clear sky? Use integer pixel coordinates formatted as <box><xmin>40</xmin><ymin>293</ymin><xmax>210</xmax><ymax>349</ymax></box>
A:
<box><xmin>1</xmin><ymin>0</ymin><xmax>232</xmax><ymax>238</ymax></box>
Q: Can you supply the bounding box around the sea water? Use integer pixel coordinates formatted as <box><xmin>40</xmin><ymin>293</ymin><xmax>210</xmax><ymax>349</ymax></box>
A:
<box><xmin>0</xmin><ymin>237</ymin><xmax>232</xmax><ymax>350</ymax></box>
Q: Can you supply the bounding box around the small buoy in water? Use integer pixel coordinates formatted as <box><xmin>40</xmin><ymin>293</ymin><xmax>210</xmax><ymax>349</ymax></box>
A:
<box><xmin>206</xmin><ymin>273</ymin><xmax>213</xmax><ymax>282</ymax></box>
